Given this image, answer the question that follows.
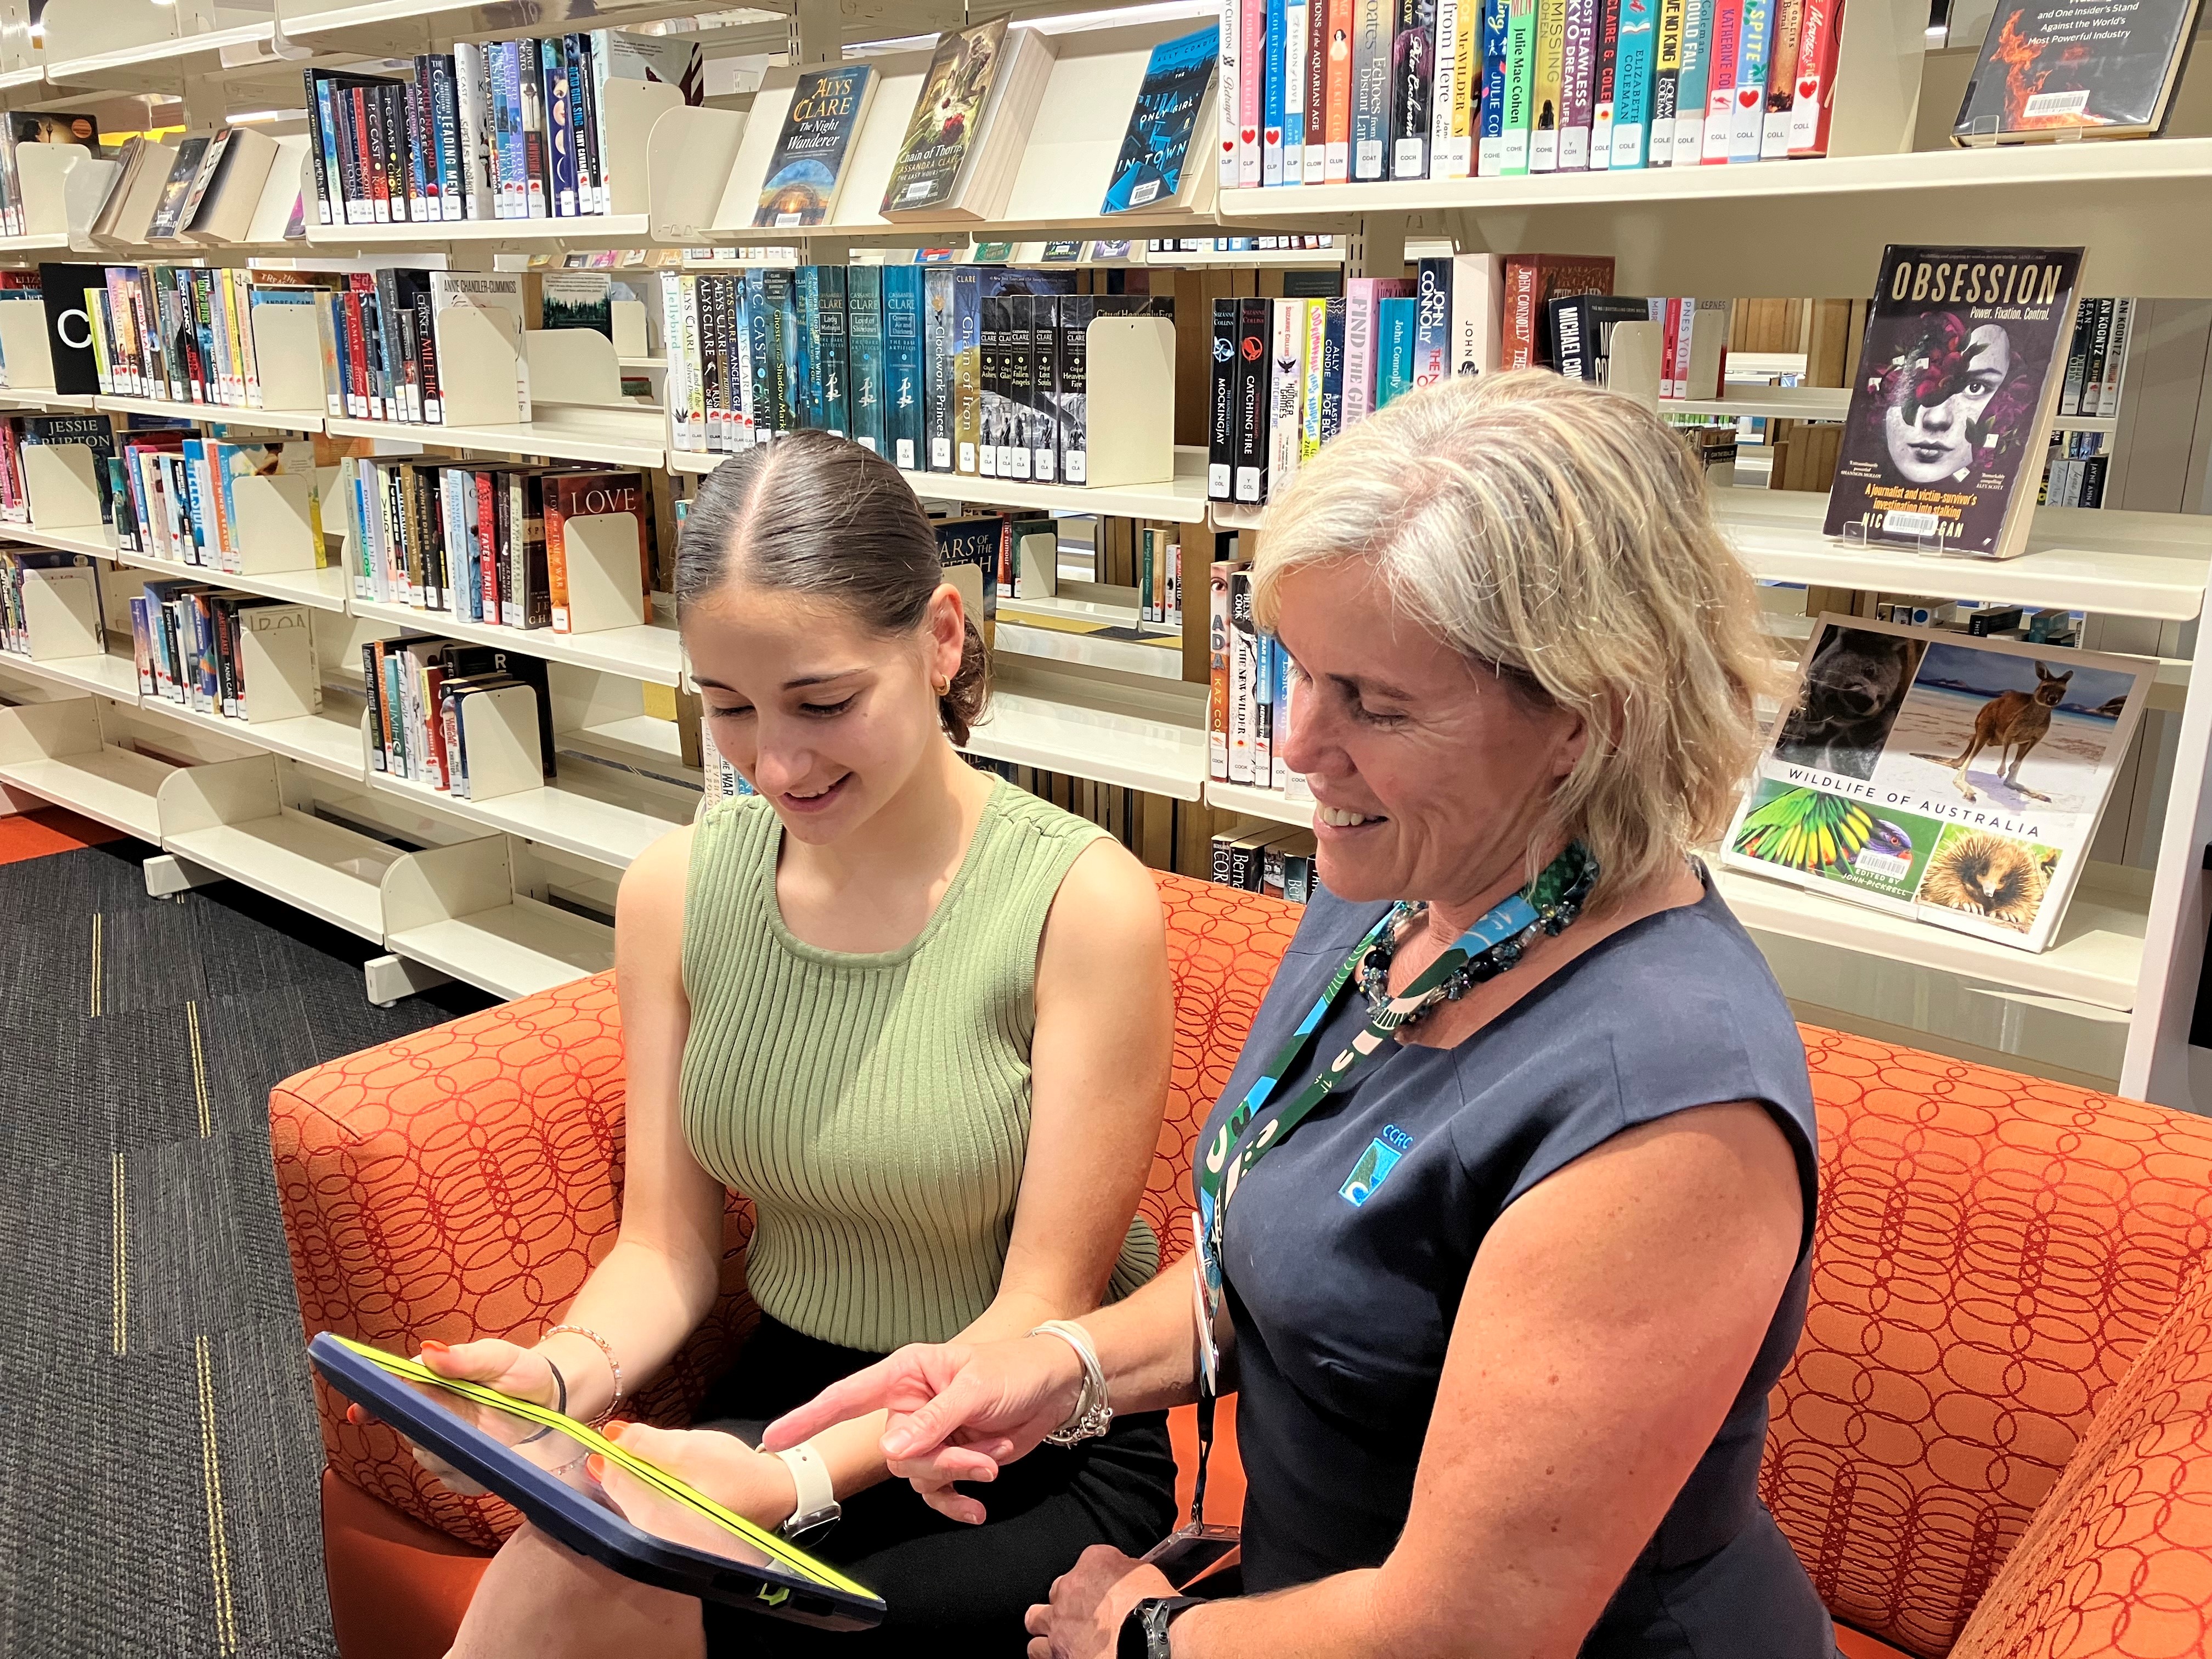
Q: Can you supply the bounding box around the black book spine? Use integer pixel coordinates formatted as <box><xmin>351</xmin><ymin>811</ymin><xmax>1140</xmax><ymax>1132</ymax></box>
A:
<box><xmin>569</xmin><ymin>35</ymin><xmax>600</xmax><ymax>214</ymax></box>
<box><xmin>415</xmin><ymin>285</ymin><xmax>442</xmax><ymax>424</ymax></box>
<box><xmin>1058</xmin><ymin>296</ymin><xmax>1092</xmax><ymax>486</ymax></box>
<box><xmin>1233</xmin><ymin>296</ymin><xmax>1269</xmax><ymax>505</ymax></box>
<box><xmin>1003</xmin><ymin>296</ymin><xmax>1033</xmax><ymax>481</ymax></box>
<box><xmin>2083</xmin><ymin>298</ymin><xmax>2114</xmax><ymax>407</ymax></box>
<box><xmin>432</xmin><ymin>55</ymin><xmax>461</xmax><ymax>219</ymax></box>
<box><xmin>978</xmin><ymin>295</ymin><xmax>1002</xmax><ymax>477</ymax></box>
<box><xmin>1553</xmin><ymin>297</ymin><xmax>1589</xmax><ymax>381</ymax></box>
<box><xmin>1208</xmin><ymin>298</ymin><xmax>1235</xmax><ymax>501</ymax></box>
<box><xmin>383</xmin><ymin>84</ymin><xmax>407</xmax><ymax>222</ymax></box>
<box><xmin>2081</xmin><ymin>453</ymin><xmax>2108</xmax><ymax>510</ymax></box>
<box><xmin>1031</xmin><ymin>296</ymin><xmax>1058</xmax><ymax>484</ymax></box>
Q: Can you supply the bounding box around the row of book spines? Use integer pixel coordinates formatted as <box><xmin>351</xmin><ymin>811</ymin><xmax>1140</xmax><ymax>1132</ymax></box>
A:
<box><xmin>1210</xmin><ymin>822</ymin><xmax>1319</xmax><ymax>904</ymax></box>
<box><xmin>81</xmin><ymin>266</ymin><xmax>289</xmax><ymax>408</ymax></box>
<box><xmin>0</xmin><ymin>554</ymin><xmax>99</xmax><ymax>654</ymax></box>
<box><xmin>1207</xmin><ymin>560</ymin><xmax>1301</xmax><ymax>787</ymax></box>
<box><xmin>361</xmin><ymin>636</ymin><xmax>551</xmax><ymax>794</ymax></box>
<box><xmin>2058</xmin><ymin>298</ymin><xmax>2132</xmax><ymax>419</ymax></box>
<box><xmin>111</xmin><ymin>436</ymin><xmax>322</xmax><ymax>572</ymax></box>
<box><xmin>1139</xmin><ymin>528</ymin><xmax>1186</xmax><ymax>627</ymax></box>
<box><xmin>665</xmin><ymin>267</ymin><xmax>1139</xmax><ymax>484</ymax></box>
<box><xmin>1206</xmin><ymin>278</ymin><xmax>1446</xmax><ymax>505</ymax></box>
<box><xmin>127</xmin><ymin>586</ymin><xmax>321</xmax><ymax>721</ymax></box>
<box><xmin>2040</xmin><ymin>452</ymin><xmax>2109</xmax><ymax>510</ymax></box>
<box><xmin>1220</xmin><ymin>0</ymin><xmax>1844</xmax><ymax>187</ymax></box>
<box><xmin>307</xmin><ymin>33</ymin><xmax>617</xmax><ymax>227</ymax></box>
<box><xmin>345</xmin><ymin>458</ymin><xmax>649</xmax><ymax>635</ymax></box>
<box><xmin>313</xmin><ymin>278</ymin><xmax>448</xmax><ymax>425</ymax></box>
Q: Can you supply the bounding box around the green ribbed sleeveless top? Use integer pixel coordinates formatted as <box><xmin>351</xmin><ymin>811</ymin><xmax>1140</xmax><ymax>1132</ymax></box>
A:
<box><xmin>679</xmin><ymin>780</ymin><xmax>1159</xmax><ymax>1353</ymax></box>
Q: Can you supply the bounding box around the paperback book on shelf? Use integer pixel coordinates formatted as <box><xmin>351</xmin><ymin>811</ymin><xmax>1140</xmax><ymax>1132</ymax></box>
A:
<box><xmin>1953</xmin><ymin>0</ymin><xmax>2203</xmax><ymax>143</ymax></box>
<box><xmin>1724</xmin><ymin>613</ymin><xmax>2151</xmax><ymax>953</ymax></box>
<box><xmin>755</xmin><ymin>64</ymin><xmax>878</xmax><ymax>228</ymax></box>
<box><xmin>881</xmin><ymin>19</ymin><xmax>1015</xmax><ymax>215</ymax></box>
<box><xmin>1102</xmin><ymin>26</ymin><xmax>1221</xmax><ymax>212</ymax></box>
<box><xmin>1824</xmin><ymin>245</ymin><xmax>2084</xmax><ymax>561</ymax></box>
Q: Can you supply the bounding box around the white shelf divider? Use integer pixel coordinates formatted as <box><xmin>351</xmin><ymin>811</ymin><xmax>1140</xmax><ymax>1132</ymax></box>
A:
<box><xmin>0</xmin><ymin>696</ymin><xmax>170</xmax><ymax>841</ymax></box>
<box><xmin>156</xmin><ymin>753</ymin><xmax>397</xmax><ymax>940</ymax></box>
<box><xmin>381</xmin><ymin>835</ymin><xmax>614</xmax><ymax>1000</ymax></box>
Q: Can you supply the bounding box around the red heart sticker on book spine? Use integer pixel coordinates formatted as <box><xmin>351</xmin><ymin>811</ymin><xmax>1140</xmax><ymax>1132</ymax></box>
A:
<box><xmin>1265</xmin><ymin>127</ymin><xmax>1282</xmax><ymax>143</ymax></box>
<box><xmin>1798</xmin><ymin>76</ymin><xmax>1819</xmax><ymax>97</ymax></box>
<box><xmin>1242</xmin><ymin>127</ymin><xmax>1257</xmax><ymax>143</ymax></box>
<box><xmin>1738</xmin><ymin>87</ymin><xmax>1759</xmax><ymax>108</ymax></box>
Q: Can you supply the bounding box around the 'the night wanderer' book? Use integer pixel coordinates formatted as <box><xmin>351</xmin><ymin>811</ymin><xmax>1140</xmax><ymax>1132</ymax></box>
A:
<box><xmin>755</xmin><ymin>64</ymin><xmax>877</xmax><ymax>228</ymax></box>
<box><xmin>1953</xmin><ymin>0</ymin><xmax>2203</xmax><ymax>142</ymax></box>
<box><xmin>1101</xmin><ymin>26</ymin><xmax>1220</xmax><ymax>213</ymax></box>
<box><xmin>1823</xmin><ymin>245</ymin><xmax>2084</xmax><ymax>562</ymax></box>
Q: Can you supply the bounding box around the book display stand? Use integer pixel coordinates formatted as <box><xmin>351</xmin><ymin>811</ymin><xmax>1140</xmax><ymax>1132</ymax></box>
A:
<box><xmin>0</xmin><ymin>0</ymin><xmax>2202</xmax><ymax>1107</ymax></box>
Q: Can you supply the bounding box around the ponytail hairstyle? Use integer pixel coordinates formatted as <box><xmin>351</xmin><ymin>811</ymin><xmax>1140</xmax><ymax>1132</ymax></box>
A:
<box><xmin>674</xmin><ymin>430</ymin><xmax>989</xmax><ymax>744</ymax></box>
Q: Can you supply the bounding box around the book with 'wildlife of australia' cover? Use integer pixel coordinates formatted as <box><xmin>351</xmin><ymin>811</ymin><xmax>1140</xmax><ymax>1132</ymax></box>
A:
<box><xmin>1953</xmin><ymin>0</ymin><xmax>2203</xmax><ymax>142</ymax></box>
<box><xmin>1102</xmin><ymin>26</ymin><xmax>1221</xmax><ymax>212</ymax></box>
<box><xmin>755</xmin><ymin>64</ymin><xmax>877</xmax><ymax>228</ymax></box>
<box><xmin>1822</xmin><ymin>244</ymin><xmax>2084</xmax><ymax>561</ymax></box>
<box><xmin>1723</xmin><ymin>612</ymin><xmax>2149</xmax><ymax>954</ymax></box>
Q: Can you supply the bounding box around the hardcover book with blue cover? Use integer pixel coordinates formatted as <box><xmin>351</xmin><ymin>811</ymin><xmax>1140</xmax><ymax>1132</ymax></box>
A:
<box><xmin>846</xmin><ymin>266</ymin><xmax>887</xmax><ymax>454</ymax></box>
<box><xmin>882</xmin><ymin>266</ymin><xmax>926</xmax><ymax>470</ymax></box>
<box><xmin>1102</xmin><ymin>26</ymin><xmax>1219</xmax><ymax>212</ymax></box>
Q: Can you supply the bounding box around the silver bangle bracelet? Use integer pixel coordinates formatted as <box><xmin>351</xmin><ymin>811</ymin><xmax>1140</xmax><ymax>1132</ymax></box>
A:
<box><xmin>1030</xmin><ymin>1320</ymin><xmax>1113</xmax><ymax>1446</ymax></box>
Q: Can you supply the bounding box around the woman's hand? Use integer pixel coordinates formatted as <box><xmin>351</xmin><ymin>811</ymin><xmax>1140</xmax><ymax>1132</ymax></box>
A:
<box><xmin>760</xmin><ymin>1334</ymin><xmax>1085</xmax><ymax>1523</ymax></box>
<box><xmin>591</xmin><ymin>1424</ymin><xmax>801</xmax><ymax>1532</ymax></box>
<box><xmin>342</xmin><ymin>1338</ymin><xmax>565</xmax><ymax>1497</ymax></box>
<box><xmin>1025</xmin><ymin>1548</ymin><xmax>1177</xmax><ymax>1659</ymax></box>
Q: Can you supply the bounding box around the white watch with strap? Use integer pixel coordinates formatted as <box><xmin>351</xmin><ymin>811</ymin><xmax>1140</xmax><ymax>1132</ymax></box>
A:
<box><xmin>774</xmin><ymin>1441</ymin><xmax>841</xmax><ymax>1544</ymax></box>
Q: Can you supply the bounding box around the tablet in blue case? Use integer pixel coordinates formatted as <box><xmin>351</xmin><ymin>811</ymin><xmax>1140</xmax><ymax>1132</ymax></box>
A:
<box><xmin>308</xmin><ymin>1331</ymin><xmax>886</xmax><ymax>1630</ymax></box>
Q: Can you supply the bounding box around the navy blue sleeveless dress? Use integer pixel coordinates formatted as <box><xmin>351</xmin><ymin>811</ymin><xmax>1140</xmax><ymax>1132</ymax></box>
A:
<box><xmin>1201</xmin><ymin>870</ymin><xmax>1834</xmax><ymax>1657</ymax></box>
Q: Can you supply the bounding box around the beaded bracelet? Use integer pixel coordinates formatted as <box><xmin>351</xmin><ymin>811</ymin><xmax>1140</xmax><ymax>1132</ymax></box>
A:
<box><xmin>545</xmin><ymin>1323</ymin><xmax>624</xmax><ymax>1425</ymax></box>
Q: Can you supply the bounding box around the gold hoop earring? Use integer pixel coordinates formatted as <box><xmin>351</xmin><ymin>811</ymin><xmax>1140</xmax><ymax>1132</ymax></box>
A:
<box><xmin>934</xmin><ymin>674</ymin><xmax>951</xmax><ymax>697</ymax></box>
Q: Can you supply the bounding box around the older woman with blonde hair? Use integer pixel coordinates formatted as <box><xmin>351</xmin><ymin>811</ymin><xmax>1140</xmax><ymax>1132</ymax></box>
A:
<box><xmin>769</xmin><ymin>370</ymin><xmax>1833</xmax><ymax>1658</ymax></box>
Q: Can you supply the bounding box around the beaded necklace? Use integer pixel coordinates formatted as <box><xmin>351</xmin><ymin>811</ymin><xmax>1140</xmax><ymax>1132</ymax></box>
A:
<box><xmin>1357</xmin><ymin>841</ymin><xmax>1601</xmax><ymax>1024</ymax></box>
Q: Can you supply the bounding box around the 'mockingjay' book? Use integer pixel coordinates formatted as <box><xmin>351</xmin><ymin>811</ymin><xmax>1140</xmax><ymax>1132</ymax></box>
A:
<box><xmin>1102</xmin><ymin>26</ymin><xmax>1220</xmax><ymax>212</ymax></box>
<box><xmin>1723</xmin><ymin>613</ymin><xmax>2150</xmax><ymax>953</ymax></box>
<box><xmin>755</xmin><ymin>64</ymin><xmax>877</xmax><ymax>228</ymax></box>
<box><xmin>1823</xmin><ymin>245</ymin><xmax>2084</xmax><ymax>561</ymax></box>
<box><xmin>1953</xmin><ymin>0</ymin><xmax>2203</xmax><ymax>142</ymax></box>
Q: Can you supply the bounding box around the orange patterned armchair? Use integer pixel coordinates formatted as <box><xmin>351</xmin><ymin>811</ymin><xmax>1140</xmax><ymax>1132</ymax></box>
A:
<box><xmin>272</xmin><ymin>873</ymin><xmax>2212</xmax><ymax>1659</ymax></box>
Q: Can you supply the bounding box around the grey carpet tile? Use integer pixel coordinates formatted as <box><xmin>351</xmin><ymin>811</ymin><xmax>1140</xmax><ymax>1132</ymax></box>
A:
<box><xmin>1</xmin><ymin>844</ymin><xmax>496</xmax><ymax>1659</ymax></box>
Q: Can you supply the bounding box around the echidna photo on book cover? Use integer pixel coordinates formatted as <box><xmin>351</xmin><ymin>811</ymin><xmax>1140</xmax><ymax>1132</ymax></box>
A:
<box><xmin>1723</xmin><ymin>614</ymin><xmax>2150</xmax><ymax>953</ymax></box>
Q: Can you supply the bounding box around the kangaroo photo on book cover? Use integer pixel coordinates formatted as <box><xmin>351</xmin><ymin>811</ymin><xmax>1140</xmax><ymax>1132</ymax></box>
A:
<box><xmin>1824</xmin><ymin>245</ymin><xmax>2084</xmax><ymax>560</ymax></box>
<box><xmin>1723</xmin><ymin>613</ymin><xmax>2149</xmax><ymax>953</ymax></box>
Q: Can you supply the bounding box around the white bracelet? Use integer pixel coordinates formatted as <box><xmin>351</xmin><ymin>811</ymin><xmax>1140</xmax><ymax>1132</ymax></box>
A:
<box><xmin>1030</xmin><ymin>1319</ymin><xmax>1113</xmax><ymax>1446</ymax></box>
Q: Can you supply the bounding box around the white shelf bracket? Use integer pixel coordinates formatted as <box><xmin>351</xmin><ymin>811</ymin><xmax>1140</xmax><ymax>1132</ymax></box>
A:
<box><xmin>144</xmin><ymin>851</ymin><xmax>223</xmax><ymax>899</ymax></box>
<box><xmin>364</xmin><ymin>952</ymin><xmax>453</xmax><ymax>1008</ymax></box>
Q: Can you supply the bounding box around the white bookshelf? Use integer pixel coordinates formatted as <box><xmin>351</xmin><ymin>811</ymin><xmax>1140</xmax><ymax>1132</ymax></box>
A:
<box><xmin>0</xmin><ymin>0</ymin><xmax>2191</xmax><ymax>1097</ymax></box>
<box><xmin>1204</xmin><ymin>779</ymin><xmax>1311</xmax><ymax>828</ymax></box>
<box><xmin>963</xmin><ymin>664</ymin><xmax>1209</xmax><ymax>799</ymax></box>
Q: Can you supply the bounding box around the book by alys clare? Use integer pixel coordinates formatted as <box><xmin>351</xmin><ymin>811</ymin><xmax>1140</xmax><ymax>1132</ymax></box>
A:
<box><xmin>755</xmin><ymin>63</ymin><xmax>877</xmax><ymax>228</ymax></box>
<box><xmin>1952</xmin><ymin>0</ymin><xmax>2203</xmax><ymax>142</ymax></box>
<box><xmin>1102</xmin><ymin>25</ymin><xmax>1220</xmax><ymax>213</ymax></box>
<box><xmin>1724</xmin><ymin>612</ymin><xmax>2149</xmax><ymax>955</ymax></box>
<box><xmin>881</xmin><ymin>18</ymin><xmax>1009</xmax><ymax>215</ymax></box>
<box><xmin>1824</xmin><ymin>245</ymin><xmax>2084</xmax><ymax>561</ymax></box>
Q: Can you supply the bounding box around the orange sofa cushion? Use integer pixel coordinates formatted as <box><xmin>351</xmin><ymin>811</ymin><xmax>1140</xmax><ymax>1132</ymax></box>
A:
<box><xmin>1764</xmin><ymin>1028</ymin><xmax>2212</xmax><ymax>1658</ymax></box>
<box><xmin>1948</xmin><ymin>1257</ymin><xmax>2212</xmax><ymax>1659</ymax></box>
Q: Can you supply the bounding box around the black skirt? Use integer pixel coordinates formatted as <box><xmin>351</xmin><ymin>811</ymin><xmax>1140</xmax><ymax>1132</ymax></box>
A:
<box><xmin>693</xmin><ymin>1317</ymin><xmax>1178</xmax><ymax>1656</ymax></box>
